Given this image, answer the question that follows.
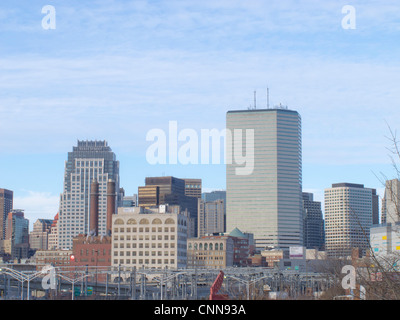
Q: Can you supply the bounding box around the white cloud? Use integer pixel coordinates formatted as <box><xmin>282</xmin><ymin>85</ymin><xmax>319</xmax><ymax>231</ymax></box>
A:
<box><xmin>13</xmin><ymin>191</ymin><xmax>59</xmax><ymax>230</ymax></box>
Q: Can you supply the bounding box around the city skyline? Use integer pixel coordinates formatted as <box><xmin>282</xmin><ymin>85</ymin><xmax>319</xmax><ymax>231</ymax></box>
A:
<box><xmin>0</xmin><ymin>1</ymin><xmax>399</xmax><ymax>226</ymax></box>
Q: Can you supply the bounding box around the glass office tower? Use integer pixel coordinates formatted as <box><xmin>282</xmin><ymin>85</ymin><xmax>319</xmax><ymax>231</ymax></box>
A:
<box><xmin>226</xmin><ymin>108</ymin><xmax>303</xmax><ymax>250</ymax></box>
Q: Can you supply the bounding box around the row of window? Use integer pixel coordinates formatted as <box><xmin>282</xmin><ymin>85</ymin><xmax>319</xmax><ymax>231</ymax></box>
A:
<box><xmin>114</xmin><ymin>251</ymin><xmax>178</xmax><ymax>257</ymax></box>
<box><xmin>115</xmin><ymin>235</ymin><xmax>177</xmax><ymax>241</ymax></box>
<box><xmin>188</xmin><ymin>243</ymin><xmax>224</xmax><ymax>250</ymax></box>
<box><xmin>114</xmin><ymin>242</ymin><xmax>176</xmax><ymax>248</ymax></box>
<box><xmin>114</xmin><ymin>259</ymin><xmax>176</xmax><ymax>265</ymax></box>
<box><xmin>114</xmin><ymin>227</ymin><xmax>176</xmax><ymax>233</ymax></box>
<box><xmin>114</xmin><ymin>218</ymin><xmax>180</xmax><ymax>225</ymax></box>
<box><xmin>76</xmin><ymin>161</ymin><xmax>103</xmax><ymax>167</ymax></box>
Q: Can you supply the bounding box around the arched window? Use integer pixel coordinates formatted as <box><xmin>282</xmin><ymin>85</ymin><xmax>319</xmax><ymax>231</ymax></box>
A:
<box><xmin>188</xmin><ymin>243</ymin><xmax>192</xmax><ymax>249</ymax></box>
<box><xmin>114</xmin><ymin>219</ymin><xmax>124</xmax><ymax>225</ymax></box>
<box><xmin>220</xmin><ymin>243</ymin><xmax>223</xmax><ymax>251</ymax></box>
<box><xmin>209</xmin><ymin>243</ymin><xmax>213</xmax><ymax>250</ymax></box>
<box><xmin>165</xmin><ymin>218</ymin><xmax>175</xmax><ymax>225</ymax></box>
<box><xmin>127</xmin><ymin>219</ymin><xmax>137</xmax><ymax>225</ymax></box>
<box><xmin>199</xmin><ymin>243</ymin><xmax>203</xmax><ymax>250</ymax></box>
<box><xmin>204</xmin><ymin>243</ymin><xmax>208</xmax><ymax>250</ymax></box>
<box><xmin>139</xmin><ymin>218</ymin><xmax>149</xmax><ymax>225</ymax></box>
<box><xmin>152</xmin><ymin>218</ymin><xmax>162</xmax><ymax>224</ymax></box>
<box><xmin>215</xmin><ymin>243</ymin><xmax>219</xmax><ymax>251</ymax></box>
<box><xmin>194</xmin><ymin>243</ymin><xmax>198</xmax><ymax>250</ymax></box>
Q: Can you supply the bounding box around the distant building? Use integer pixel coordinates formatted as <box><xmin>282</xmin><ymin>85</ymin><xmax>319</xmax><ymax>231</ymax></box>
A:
<box><xmin>370</xmin><ymin>223</ymin><xmax>400</xmax><ymax>262</ymax></box>
<box><xmin>187</xmin><ymin>228</ymin><xmax>251</xmax><ymax>268</ymax></box>
<box><xmin>112</xmin><ymin>206</ymin><xmax>188</xmax><ymax>270</ymax></box>
<box><xmin>121</xmin><ymin>194</ymin><xmax>138</xmax><ymax>207</ymax></box>
<box><xmin>184</xmin><ymin>179</ymin><xmax>202</xmax><ymax>199</ymax></box>
<box><xmin>5</xmin><ymin>210</ymin><xmax>29</xmax><ymax>260</ymax></box>
<box><xmin>202</xmin><ymin>190</ymin><xmax>226</xmax><ymax>232</ymax></box>
<box><xmin>48</xmin><ymin>213</ymin><xmax>59</xmax><ymax>250</ymax></box>
<box><xmin>34</xmin><ymin>249</ymin><xmax>72</xmax><ymax>268</ymax></box>
<box><xmin>71</xmin><ymin>234</ymin><xmax>112</xmax><ymax>269</ymax></box>
<box><xmin>302</xmin><ymin>192</ymin><xmax>324</xmax><ymax>250</ymax></box>
<box><xmin>58</xmin><ymin>140</ymin><xmax>121</xmax><ymax>250</ymax></box>
<box><xmin>261</xmin><ymin>249</ymin><xmax>284</xmax><ymax>268</ymax></box>
<box><xmin>202</xmin><ymin>190</ymin><xmax>226</xmax><ymax>202</ymax></box>
<box><xmin>0</xmin><ymin>188</ymin><xmax>13</xmax><ymax>240</ymax></box>
<box><xmin>187</xmin><ymin>236</ymin><xmax>234</xmax><ymax>268</ymax></box>
<box><xmin>325</xmin><ymin>183</ymin><xmax>377</xmax><ymax>258</ymax></box>
<box><xmin>30</xmin><ymin>219</ymin><xmax>53</xmax><ymax>251</ymax></box>
<box><xmin>381</xmin><ymin>179</ymin><xmax>400</xmax><ymax>225</ymax></box>
<box><xmin>228</xmin><ymin>228</ymin><xmax>251</xmax><ymax>266</ymax></box>
<box><xmin>198</xmin><ymin>199</ymin><xmax>225</xmax><ymax>237</ymax></box>
<box><xmin>138</xmin><ymin>176</ymin><xmax>199</xmax><ymax>237</ymax></box>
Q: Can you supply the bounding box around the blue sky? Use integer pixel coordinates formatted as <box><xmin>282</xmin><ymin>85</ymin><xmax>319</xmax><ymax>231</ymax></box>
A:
<box><xmin>0</xmin><ymin>0</ymin><xmax>400</xmax><ymax>227</ymax></box>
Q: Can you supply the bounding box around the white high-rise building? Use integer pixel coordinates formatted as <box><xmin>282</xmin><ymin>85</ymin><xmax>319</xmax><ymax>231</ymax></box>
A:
<box><xmin>58</xmin><ymin>140</ymin><xmax>121</xmax><ymax>250</ymax></box>
<box><xmin>325</xmin><ymin>183</ymin><xmax>377</xmax><ymax>257</ymax></box>
<box><xmin>226</xmin><ymin>107</ymin><xmax>303</xmax><ymax>250</ymax></box>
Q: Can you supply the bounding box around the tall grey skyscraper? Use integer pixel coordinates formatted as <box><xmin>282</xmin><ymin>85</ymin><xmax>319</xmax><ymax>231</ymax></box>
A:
<box><xmin>58</xmin><ymin>140</ymin><xmax>120</xmax><ymax>249</ymax></box>
<box><xmin>226</xmin><ymin>107</ymin><xmax>303</xmax><ymax>250</ymax></box>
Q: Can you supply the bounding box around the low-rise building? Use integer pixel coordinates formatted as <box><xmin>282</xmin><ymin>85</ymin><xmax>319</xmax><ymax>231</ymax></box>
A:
<box><xmin>71</xmin><ymin>234</ymin><xmax>112</xmax><ymax>267</ymax></box>
<box><xmin>187</xmin><ymin>236</ymin><xmax>234</xmax><ymax>268</ymax></box>
<box><xmin>261</xmin><ymin>249</ymin><xmax>284</xmax><ymax>268</ymax></box>
<box><xmin>34</xmin><ymin>249</ymin><xmax>72</xmax><ymax>269</ymax></box>
<box><xmin>112</xmin><ymin>205</ymin><xmax>188</xmax><ymax>270</ymax></box>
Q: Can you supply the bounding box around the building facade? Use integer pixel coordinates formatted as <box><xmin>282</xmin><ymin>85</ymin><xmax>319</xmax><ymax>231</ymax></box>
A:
<box><xmin>325</xmin><ymin>183</ymin><xmax>377</xmax><ymax>257</ymax></box>
<box><xmin>184</xmin><ymin>179</ymin><xmax>202</xmax><ymax>198</ymax></box>
<box><xmin>112</xmin><ymin>206</ymin><xmax>188</xmax><ymax>270</ymax></box>
<box><xmin>34</xmin><ymin>249</ymin><xmax>72</xmax><ymax>268</ymax></box>
<box><xmin>202</xmin><ymin>191</ymin><xmax>226</xmax><ymax>233</ymax></box>
<box><xmin>48</xmin><ymin>213</ymin><xmax>59</xmax><ymax>250</ymax></box>
<box><xmin>29</xmin><ymin>219</ymin><xmax>53</xmax><ymax>251</ymax></box>
<box><xmin>226</xmin><ymin>108</ymin><xmax>303</xmax><ymax>250</ymax></box>
<box><xmin>5</xmin><ymin>210</ymin><xmax>29</xmax><ymax>260</ymax></box>
<box><xmin>381</xmin><ymin>179</ymin><xmax>400</xmax><ymax>225</ymax></box>
<box><xmin>198</xmin><ymin>199</ymin><xmax>225</xmax><ymax>237</ymax></box>
<box><xmin>0</xmin><ymin>188</ymin><xmax>13</xmax><ymax>240</ymax></box>
<box><xmin>138</xmin><ymin>176</ymin><xmax>199</xmax><ymax>237</ymax></box>
<box><xmin>370</xmin><ymin>223</ymin><xmax>400</xmax><ymax>260</ymax></box>
<box><xmin>122</xmin><ymin>194</ymin><xmax>138</xmax><ymax>207</ymax></box>
<box><xmin>58</xmin><ymin>140</ymin><xmax>121</xmax><ymax>249</ymax></box>
<box><xmin>302</xmin><ymin>192</ymin><xmax>325</xmax><ymax>250</ymax></box>
<box><xmin>71</xmin><ymin>234</ymin><xmax>112</xmax><ymax>267</ymax></box>
<box><xmin>187</xmin><ymin>236</ymin><xmax>234</xmax><ymax>268</ymax></box>
<box><xmin>202</xmin><ymin>190</ymin><xmax>226</xmax><ymax>203</ymax></box>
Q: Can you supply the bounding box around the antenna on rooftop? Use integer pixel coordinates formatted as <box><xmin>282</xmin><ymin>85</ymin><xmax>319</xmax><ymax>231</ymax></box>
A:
<box><xmin>254</xmin><ymin>90</ymin><xmax>256</xmax><ymax>109</ymax></box>
<box><xmin>267</xmin><ymin>87</ymin><xmax>270</xmax><ymax>109</ymax></box>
